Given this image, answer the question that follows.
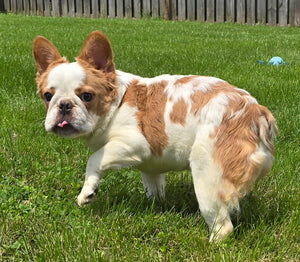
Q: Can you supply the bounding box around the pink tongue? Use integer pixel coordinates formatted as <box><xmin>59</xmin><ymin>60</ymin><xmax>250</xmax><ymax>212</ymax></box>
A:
<box><xmin>57</xmin><ymin>121</ymin><xmax>69</xmax><ymax>128</ymax></box>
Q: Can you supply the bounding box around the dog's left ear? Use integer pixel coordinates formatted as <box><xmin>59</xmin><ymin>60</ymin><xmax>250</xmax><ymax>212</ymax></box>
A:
<box><xmin>77</xmin><ymin>31</ymin><xmax>115</xmax><ymax>74</ymax></box>
<box><xmin>33</xmin><ymin>36</ymin><xmax>61</xmax><ymax>74</ymax></box>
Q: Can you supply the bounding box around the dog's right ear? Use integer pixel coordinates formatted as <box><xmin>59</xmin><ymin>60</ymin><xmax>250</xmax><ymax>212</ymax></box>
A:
<box><xmin>33</xmin><ymin>36</ymin><xmax>61</xmax><ymax>74</ymax></box>
<box><xmin>77</xmin><ymin>31</ymin><xmax>115</xmax><ymax>74</ymax></box>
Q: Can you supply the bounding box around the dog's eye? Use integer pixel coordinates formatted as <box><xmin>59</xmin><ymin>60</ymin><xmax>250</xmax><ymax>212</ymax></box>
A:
<box><xmin>81</xmin><ymin>92</ymin><xmax>93</xmax><ymax>102</ymax></box>
<box><xmin>44</xmin><ymin>92</ymin><xmax>53</xmax><ymax>102</ymax></box>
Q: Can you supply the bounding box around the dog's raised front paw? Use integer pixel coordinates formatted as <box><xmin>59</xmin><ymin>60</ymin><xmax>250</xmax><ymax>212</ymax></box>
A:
<box><xmin>77</xmin><ymin>187</ymin><xmax>98</xmax><ymax>207</ymax></box>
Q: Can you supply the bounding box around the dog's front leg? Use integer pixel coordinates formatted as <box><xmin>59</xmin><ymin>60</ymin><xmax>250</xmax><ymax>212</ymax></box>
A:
<box><xmin>77</xmin><ymin>141</ymin><xmax>144</xmax><ymax>206</ymax></box>
<box><xmin>77</xmin><ymin>148</ymin><xmax>104</xmax><ymax>206</ymax></box>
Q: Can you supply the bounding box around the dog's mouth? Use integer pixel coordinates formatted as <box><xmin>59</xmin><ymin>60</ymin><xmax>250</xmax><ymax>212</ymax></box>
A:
<box><xmin>52</xmin><ymin>120</ymin><xmax>79</xmax><ymax>137</ymax></box>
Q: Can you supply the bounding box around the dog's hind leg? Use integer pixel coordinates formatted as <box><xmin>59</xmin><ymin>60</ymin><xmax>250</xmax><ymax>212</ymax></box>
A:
<box><xmin>190</xmin><ymin>137</ymin><xmax>234</xmax><ymax>242</ymax></box>
<box><xmin>141</xmin><ymin>172</ymin><xmax>166</xmax><ymax>200</ymax></box>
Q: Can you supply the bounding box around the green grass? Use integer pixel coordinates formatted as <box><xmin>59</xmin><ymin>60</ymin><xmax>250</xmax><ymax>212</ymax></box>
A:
<box><xmin>0</xmin><ymin>13</ymin><xmax>299</xmax><ymax>261</ymax></box>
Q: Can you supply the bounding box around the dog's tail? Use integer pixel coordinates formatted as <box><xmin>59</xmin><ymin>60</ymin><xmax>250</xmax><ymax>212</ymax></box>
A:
<box><xmin>257</xmin><ymin>106</ymin><xmax>278</xmax><ymax>154</ymax></box>
<box><xmin>216</xmin><ymin>103</ymin><xmax>278</xmax><ymax>210</ymax></box>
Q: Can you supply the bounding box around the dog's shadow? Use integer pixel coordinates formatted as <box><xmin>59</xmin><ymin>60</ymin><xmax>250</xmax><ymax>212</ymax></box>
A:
<box><xmin>88</xmin><ymin>171</ymin><xmax>199</xmax><ymax>215</ymax></box>
<box><xmin>233</xmin><ymin>188</ymin><xmax>287</xmax><ymax>234</ymax></box>
<box><xmin>86</xmin><ymin>171</ymin><xmax>284</xmax><ymax>238</ymax></box>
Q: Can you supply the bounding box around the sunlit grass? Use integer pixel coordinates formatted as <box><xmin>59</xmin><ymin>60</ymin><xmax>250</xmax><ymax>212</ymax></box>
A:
<box><xmin>0</xmin><ymin>13</ymin><xmax>299</xmax><ymax>261</ymax></box>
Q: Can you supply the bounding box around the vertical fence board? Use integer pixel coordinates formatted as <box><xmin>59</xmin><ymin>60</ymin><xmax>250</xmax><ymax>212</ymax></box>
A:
<box><xmin>23</xmin><ymin>0</ymin><xmax>30</xmax><ymax>14</ymax></box>
<box><xmin>7</xmin><ymin>0</ymin><xmax>11</xmax><ymax>12</ymax></box>
<box><xmin>268</xmin><ymin>0</ymin><xmax>277</xmax><ymax>26</ymax></box>
<box><xmin>257</xmin><ymin>0</ymin><xmax>266</xmax><ymax>24</ymax></box>
<box><xmin>178</xmin><ymin>0</ymin><xmax>185</xmax><ymax>20</ymax></box>
<box><xmin>52</xmin><ymin>0</ymin><xmax>60</xmax><ymax>16</ymax></box>
<box><xmin>84</xmin><ymin>0</ymin><xmax>91</xmax><ymax>17</ymax></box>
<box><xmin>117</xmin><ymin>0</ymin><xmax>123</xmax><ymax>18</ymax></box>
<box><xmin>125</xmin><ymin>0</ymin><xmax>132</xmax><ymax>18</ymax></box>
<box><xmin>187</xmin><ymin>0</ymin><xmax>195</xmax><ymax>20</ymax></box>
<box><xmin>37</xmin><ymin>0</ymin><xmax>44</xmax><ymax>16</ymax></box>
<box><xmin>44</xmin><ymin>0</ymin><xmax>51</xmax><ymax>16</ymax></box>
<box><xmin>100</xmin><ymin>0</ymin><xmax>108</xmax><ymax>17</ymax></box>
<box><xmin>109</xmin><ymin>0</ymin><xmax>115</xmax><ymax>17</ymax></box>
<box><xmin>196</xmin><ymin>0</ymin><xmax>205</xmax><ymax>21</ymax></box>
<box><xmin>17</xmin><ymin>0</ymin><xmax>23</xmax><ymax>13</ymax></box>
<box><xmin>11</xmin><ymin>0</ymin><xmax>16</xmax><ymax>13</ymax></box>
<box><xmin>4</xmin><ymin>0</ymin><xmax>8</xmax><ymax>12</ymax></box>
<box><xmin>294</xmin><ymin>0</ymin><xmax>300</xmax><ymax>26</ymax></box>
<box><xmin>207</xmin><ymin>0</ymin><xmax>215</xmax><ymax>22</ymax></box>
<box><xmin>3</xmin><ymin>0</ymin><xmax>9</xmax><ymax>12</ymax></box>
<box><xmin>160</xmin><ymin>0</ymin><xmax>166</xmax><ymax>18</ymax></box>
<box><xmin>289</xmin><ymin>0</ymin><xmax>295</xmax><ymax>26</ymax></box>
<box><xmin>31</xmin><ymin>0</ymin><xmax>37</xmax><ymax>15</ymax></box>
<box><xmin>143</xmin><ymin>0</ymin><xmax>150</xmax><ymax>17</ymax></box>
<box><xmin>247</xmin><ymin>0</ymin><xmax>255</xmax><ymax>24</ymax></box>
<box><xmin>151</xmin><ymin>0</ymin><xmax>159</xmax><ymax>18</ymax></box>
<box><xmin>12</xmin><ymin>0</ymin><xmax>17</xmax><ymax>13</ymax></box>
<box><xmin>216</xmin><ymin>0</ymin><xmax>224</xmax><ymax>22</ymax></box>
<box><xmin>69</xmin><ymin>0</ymin><xmax>75</xmax><ymax>17</ymax></box>
<box><xmin>76</xmin><ymin>0</ymin><xmax>83</xmax><ymax>17</ymax></box>
<box><xmin>170</xmin><ymin>0</ymin><xmax>176</xmax><ymax>20</ymax></box>
<box><xmin>92</xmin><ymin>0</ymin><xmax>99</xmax><ymax>18</ymax></box>
<box><xmin>133</xmin><ymin>0</ymin><xmax>141</xmax><ymax>18</ymax></box>
<box><xmin>165</xmin><ymin>0</ymin><xmax>171</xmax><ymax>19</ymax></box>
<box><xmin>226</xmin><ymin>0</ymin><xmax>235</xmax><ymax>22</ymax></box>
<box><xmin>62</xmin><ymin>0</ymin><xmax>68</xmax><ymax>16</ymax></box>
<box><xmin>236</xmin><ymin>0</ymin><xmax>245</xmax><ymax>23</ymax></box>
<box><xmin>12</xmin><ymin>0</ymin><xmax>15</xmax><ymax>13</ymax></box>
<box><xmin>278</xmin><ymin>0</ymin><xmax>288</xmax><ymax>26</ymax></box>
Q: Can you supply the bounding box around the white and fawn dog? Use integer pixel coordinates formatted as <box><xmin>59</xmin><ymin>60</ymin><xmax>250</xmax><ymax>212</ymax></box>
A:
<box><xmin>33</xmin><ymin>31</ymin><xmax>277</xmax><ymax>241</ymax></box>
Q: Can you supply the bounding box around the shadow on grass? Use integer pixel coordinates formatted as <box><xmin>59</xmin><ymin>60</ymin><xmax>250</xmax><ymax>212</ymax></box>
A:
<box><xmin>82</xmin><ymin>170</ymin><xmax>286</xmax><ymax>237</ymax></box>
<box><xmin>231</xmin><ymin>187</ymin><xmax>290</xmax><ymax>242</ymax></box>
<box><xmin>82</xmin><ymin>171</ymin><xmax>199</xmax><ymax>220</ymax></box>
<box><xmin>89</xmin><ymin>183</ymin><xmax>198</xmax><ymax>215</ymax></box>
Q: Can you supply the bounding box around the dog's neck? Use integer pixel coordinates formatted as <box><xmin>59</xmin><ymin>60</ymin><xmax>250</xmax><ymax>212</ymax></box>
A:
<box><xmin>115</xmin><ymin>70</ymin><xmax>142</xmax><ymax>88</ymax></box>
<box><xmin>84</xmin><ymin>70</ymin><xmax>141</xmax><ymax>150</ymax></box>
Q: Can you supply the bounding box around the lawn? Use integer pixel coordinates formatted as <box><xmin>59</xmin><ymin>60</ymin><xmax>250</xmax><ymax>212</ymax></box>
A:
<box><xmin>0</xmin><ymin>13</ymin><xmax>299</xmax><ymax>261</ymax></box>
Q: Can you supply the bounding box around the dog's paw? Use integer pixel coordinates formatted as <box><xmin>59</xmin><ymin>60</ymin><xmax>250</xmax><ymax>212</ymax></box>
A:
<box><xmin>209</xmin><ymin>222</ymin><xmax>234</xmax><ymax>242</ymax></box>
<box><xmin>77</xmin><ymin>186</ymin><xmax>98</xmax><ymax>207</ymax></box>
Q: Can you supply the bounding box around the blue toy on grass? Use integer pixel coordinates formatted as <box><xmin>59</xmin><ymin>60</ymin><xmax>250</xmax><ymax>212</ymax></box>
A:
<box><xmin>257</xmin><ymin>56</ymin><xmax>288</xmax><ymax>66</ymax></box>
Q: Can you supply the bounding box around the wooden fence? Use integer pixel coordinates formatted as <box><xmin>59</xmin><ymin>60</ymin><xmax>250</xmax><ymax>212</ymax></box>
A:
<box><xmin>1</xmin><ymin>0</ymin><xmax>300</xmax><ymax>27</ymax></box>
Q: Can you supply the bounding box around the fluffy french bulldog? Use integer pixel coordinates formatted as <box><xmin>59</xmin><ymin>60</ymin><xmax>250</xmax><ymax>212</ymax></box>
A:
<box><xmin>33</xmin><ymin>31</ymin><xmax>277</xmax><ymax>241</ymax></box>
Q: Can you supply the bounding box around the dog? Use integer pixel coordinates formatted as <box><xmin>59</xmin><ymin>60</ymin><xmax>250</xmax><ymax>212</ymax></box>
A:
<box><xmin>33</xmin><ymin>31</ymin><xmax>277</xmax><ymax>241</ymax></box>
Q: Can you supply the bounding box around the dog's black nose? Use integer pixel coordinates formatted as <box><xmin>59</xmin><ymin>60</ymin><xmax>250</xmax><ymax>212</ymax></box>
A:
<box><xmin>59</xmin><ymin>100</ymin><xmax>74</xmax><ymax>115</ymax></box>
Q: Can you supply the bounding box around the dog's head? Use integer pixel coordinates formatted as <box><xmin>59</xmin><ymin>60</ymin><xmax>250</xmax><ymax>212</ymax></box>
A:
<box><xmin>33</xmin><ymin>31</ymin><xmax>117</xmax><ymax>138</ymax></box>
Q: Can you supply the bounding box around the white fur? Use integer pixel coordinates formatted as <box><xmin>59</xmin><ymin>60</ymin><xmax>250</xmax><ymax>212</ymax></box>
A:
<box><xmin>74</xmin><ymin>72</ymin><xmax>236</xmax><ymax>242</ymax></box>
<box><xmin>34</xmin><ymin>31</ymin><xmax>276</xmax><ymax>242</ymax></box>
<box><xmin>47</xmin><ymin>62</ymin><xmax>86</xmax><ymax>94</ymax></box>
<box><xmin>45</xmin><ymin>62</ymin><xmax>96</xmax><ymax>136</ymax></box>
<box><xmin>141</xmin><ymin>172</ymin><xmax>166</xmax><ymax>199</ymax></box>
<box><xmin>44</xmin><ymin>65</ymin><xmax>272</xmax><ymax>242</ymax></box>
<box><xmin>189</xmin><ymin>129</ymin><xmax>232</xmax><ymax>242</ymax></box>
